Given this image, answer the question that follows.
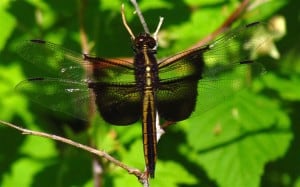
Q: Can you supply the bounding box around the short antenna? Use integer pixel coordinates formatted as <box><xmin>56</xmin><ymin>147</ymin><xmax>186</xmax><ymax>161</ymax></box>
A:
<box><xmin>153</xmin><ymin>17</ymin><xmax>164</xmax><ymax>41</ymax></box>
<box><xmin>122</xmin><ymin>0</ymin><xmax>164</xmax><ymax>42</ymax></box>
<box><xmin>121</xmin><ymin>4</ymin><xmax>136</xmax><ymax>40</ymax></box>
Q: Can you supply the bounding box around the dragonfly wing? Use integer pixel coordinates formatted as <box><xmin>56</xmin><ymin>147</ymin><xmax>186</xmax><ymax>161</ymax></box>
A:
<box><xmin>16</xmin><ymin>77</ymin><xmax>91</xmax><ymax>120</ymax></box>
<box><xmin>90</xmin><ymin>83</ymin><xmax>142</xmax><ymax>125</ymax></box>
<box><xmin>157</xmin><ymin>22</ymin><xmax>267</xmax><ymax>121</ymax></box>
<box><xmin>202</xmin><ymin>22</ymin><xmax>268</xmax><ymax>70</ymax></box>
<box><xmin>16</xmin><ymin>40</ymin><xmax>139</xmax><ymax>121</ymax></box>
<box><xmin>157</xmin><ymin>78</ymin><xmax>198</xmax><ymax>121</ymax></box>
<box><xmin>157</xmin><ymin>40</ymin><xmax>206</xmax><ymax>122</ymax></box>
<box><xmin>17</xmin><ymin>40</ymin><xmax>87</xmax><ymax>80</ymax></box>
<box><xmin>17</xmin><ymin>40</ymin><xmax>135</xmax><ymax>80</ymax></box>
<box><xmin>84</xmin><ymin>55</ymin><xmax>141</xmax><ymax>125</ymax></box>
<box><xmin>194</xmin><ymin>22</ymin><xmax>267</xmax><ymax>114</ymax></box>
<box><xmin>159</xmin><ymin>22</ymin><xmax>267</xmax><ymax>77</ymax></box>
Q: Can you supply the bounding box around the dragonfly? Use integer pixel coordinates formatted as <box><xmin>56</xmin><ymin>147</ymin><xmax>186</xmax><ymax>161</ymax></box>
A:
<box><xmin>16</xmin><ymin>18</ymin><xmax>267</xmax><ymax>177</ymax></box>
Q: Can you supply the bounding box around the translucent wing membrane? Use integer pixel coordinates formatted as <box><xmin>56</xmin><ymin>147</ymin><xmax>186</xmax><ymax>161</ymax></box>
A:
<box><xmin>194</xmin><ymin>62</ymin><xmax>264</xmax><ymax>116</ymax></box>
<box><xmin>156</xmin><ymin>22</ymin><xmax>268</xmax><ymax>119</ymax></box>
<box><xmin>16</xmin><ymin>40</ymin><xmax>137</xmax><ymax>120</ymax></box>
<box><xmin>17</xmin><ymin>40</ymin><xmax>86</xmax><ymax>80</ymax></box>
<box><xmin>16</xmin><ymin>78</ymin><xmax>91</xmax><ymax>120</ymax></box>
<box><xmin>196</xmin><ymin>22</ymin><xmax>267</xmax><ymax>113</ymax></box>
<box><xmin>17</xmin><ymin>40</ymin><xmax>135</xmax><ymax>80</ymax></box>
<box><xmin>202</xmin><ymin>22</ymin><xmax>267</xmax><ymax>72</ymax></box>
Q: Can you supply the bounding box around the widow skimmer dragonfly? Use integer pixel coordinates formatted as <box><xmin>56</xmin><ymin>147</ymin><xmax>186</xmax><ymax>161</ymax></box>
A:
<box><xmin>16</xmin><ymin>19</ymin><xmax>267</xmax><ymax>177</ymax></box>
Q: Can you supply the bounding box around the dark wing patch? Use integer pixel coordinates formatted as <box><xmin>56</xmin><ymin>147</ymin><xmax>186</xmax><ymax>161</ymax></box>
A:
<box><xmin>90</xmin><ymin>83</ymin><xmax>142</xmax><ymax>125</ymax></box>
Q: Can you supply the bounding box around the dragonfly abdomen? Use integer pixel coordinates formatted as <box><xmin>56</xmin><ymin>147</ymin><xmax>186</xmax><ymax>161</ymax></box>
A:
<box><xmin>133</xmin><ymin>33</ymin><xmax>160</xmax><ymax>178</ymax></box>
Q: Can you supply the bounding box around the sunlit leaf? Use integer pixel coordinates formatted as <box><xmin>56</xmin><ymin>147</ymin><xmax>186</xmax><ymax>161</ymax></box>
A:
<box><xmin>185</xmin><ymin>91</ymin><xmax>292</xmax><ymax>187</ymax></box>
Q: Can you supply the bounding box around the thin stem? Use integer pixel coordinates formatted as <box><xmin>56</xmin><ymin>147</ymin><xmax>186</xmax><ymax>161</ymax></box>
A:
<box><xmin>129</xmin><ymin>0</ymin><xmax>150</xmax><ymax>33</ymax></box>
<box><xmin>78</xmin><ymin>0</ymin><xmax>89</xmax><ymax>54</ymax></box>
<box><xmin>78</xmin><ymin>1</ymin><xmax>101</xmax><ymax>186</ymax></box>
<box><xmin>191</xmin><ymin>0</ymin><xmax>251</xmax><ymax>48</ymax></box>
<box><xmin>0</xmin><ymin>120</ymin><xmax>148</xmax><ymax>184</ymax></box>
<box><xmin>92</xmin><ymin>157</ymin><xmax>103</xmax><ymax>187</ymax></box>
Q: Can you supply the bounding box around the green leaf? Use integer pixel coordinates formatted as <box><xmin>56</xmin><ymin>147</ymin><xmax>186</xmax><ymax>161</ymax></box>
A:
<box><xmin>151</xmin><ymin>161</ymin><xmax>198</xmax><ymax>186</ymax></box>
<box><xmin>120</xmin><ymin>138</ymin><xmax>145</xmax><ymax>172</ymax></box>
<box><xmin>244</xmin><ymin>0</ymin><xmax>288</xmax><ymax>22</ymax></box>
<box><xmin>185</xmin><ymin>90</ymin><xmax>292</xmax><ymax>187</ymax></box>
<box><xmin>0</xmin><ymin>64</ymin><xmax>31</xmax><ymax>121</ymax></box>
<box><xmin>113</xmin><ymin>160</ymin><xmax>198</xmax><ymax>187</ymax></box>
<box><xmin>1</xmin><ymin>158</ymin><xmax>47</xmax><ymax>187</ymax></box>
<box><xmin>263</xmin><ymin>73</ymin><xmax>300</xmax><ymax>100</ymax></box>
<box><xmin>295</xmin><ymin>177</ymin><xmax>300</xmax><ymax>187</ymax></box>
<box><xmin>0</xmin><ymin>10</ymin><xmax>16</xmax><ymax>51</ymax></box>
<box><xmin>20</xmin><ymin>136</ymin><xmax>57</xmax><ymax>158</ymax></box>
<box><xmin>139</xmin><ymin>0</ymin><xmax>172</xmax><ymax>10</ymax></box>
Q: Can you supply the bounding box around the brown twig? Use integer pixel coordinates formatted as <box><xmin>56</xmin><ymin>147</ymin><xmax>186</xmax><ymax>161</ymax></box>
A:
<box><xmin>191</xmin><ymin>0</ymin><xmax>251</xmax><ymax>48</ymax></box>
<box><xmin>78</xmin><ymin>0</ymin><xmax>89</xmax><ymax>54</ymax></box>
<box><xmin>0</xmin><ymin>120</ymin><xmax>146</xmax><ymax>180</ymax></box>
<box><xmin>92</xmin><ymin>156</ymin><xmax>103</xmax><ymax>187</ymax></box>
<box><xmin>78</xmin><ymin>1</ymin><xmax>103</xmax><ymax>186</ymax></box>
<box><xmin>161</xmin><ymin>121</ymin><xmax>176</xmax><ymax>129</ymax></box>
<box><xmin>130</xmin><ymin>0</ymin><xmax>150</xmax><ymax>33</ymax></box>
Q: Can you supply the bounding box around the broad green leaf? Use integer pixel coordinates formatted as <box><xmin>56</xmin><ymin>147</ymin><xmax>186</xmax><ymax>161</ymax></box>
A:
<box><xmin>263</xmin><ymin>73</ymin><xmax>300</xmax><ymax>100</ymax></box>
<box><xmin>20</xmin><ymin>135</ymin><xmax>57</xmax><ymax>158</ymax></box>
<box><xmin>139</xmin><ymin>0</ymin><xmax>172</xmax><ymax>10</ymax></box>
<box><xmin>120</xmin><ymin>138</ymin><xmax>145</xmax><ymax>172</ymax></box>
<box><xmin>150</xmin><ymin>161</ymin><xmax>198</xmax><ymax>186</ymax></box>
<box><xmin>0</xmin><ymin>64</ymin><xmax>32</xmax><ymax>121</ymax></box>
<box><xmin>185</xmin><ymin>90</ymin><xmax>292</xmax><ymax>187</ymax></box>
<box><xmin>101</xmin><ymin>0</ymin><xmax>122</xmax><ymax>10</ymax></box>
<box><xmin>1</xmin><ymin>158</ymin><xmax>47</xmax><ymax>187</ymax></box>
<box><xmin>0</xmin><ymin>10</ymin><xmax>16</xmax><ymax>51</ymax></box>
<box><xmin>184</xmin><ymin>0</ymin><xmax>227</xmax><ymax>6</ymax></box>
<box><xmin>296</xmin><ymin>177</ymin><xmax>300</xmax><ymax>187</ymax></box>
<box><xmin>281</xmin><ymin>49</ymin><xmax>300</xmax><ymax>74</ymax></box>
<box><xmin>113</xmin><ymin>159</ymin><xmax>198</xmax><ymax>187</ymax></box>
<box><xmin>244</xmin><ymin>0</ymin><xmax>288</xmax><ymax>22</ymax></box>
<box><xmin>111</xmin><ymin>139</ymin><xmax>144</xmax><ymax>187</ymax></box>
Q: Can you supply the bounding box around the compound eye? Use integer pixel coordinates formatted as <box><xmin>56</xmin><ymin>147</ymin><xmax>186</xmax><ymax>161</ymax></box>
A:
<box><xmin>147</xmin><ymin>37</ymin><xmax>156</xmax><ymax>49</ymax></box>
<box><xmin>134</xmin><ymin>33</ymin><xmax>156</xmax><ymax>49</ymax></box>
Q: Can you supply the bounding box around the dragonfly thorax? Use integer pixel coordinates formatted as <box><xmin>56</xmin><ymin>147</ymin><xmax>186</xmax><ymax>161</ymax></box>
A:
<box><xmin>133</xmin><ymin>33</ymin><xmax>159</xmax><ymax>90</ymax></box>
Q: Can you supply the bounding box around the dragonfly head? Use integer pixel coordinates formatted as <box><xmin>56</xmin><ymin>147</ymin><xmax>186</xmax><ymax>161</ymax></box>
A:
<box><xmin>134</xmin><ymin>33</ymin><xmax>157</xmax><ymax>50</ymax></box>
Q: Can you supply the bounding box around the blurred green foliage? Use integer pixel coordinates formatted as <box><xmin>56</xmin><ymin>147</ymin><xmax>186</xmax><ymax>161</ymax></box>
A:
<box><xmin>0</xmin><ymin>0</ymin><xmax>299</xmax><ymax>187</ymax></box>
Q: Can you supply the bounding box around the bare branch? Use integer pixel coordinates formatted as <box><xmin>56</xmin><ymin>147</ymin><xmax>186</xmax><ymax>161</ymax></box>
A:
<box><xmin>0</xmin><ymin>120</ymin><xmax>148</xmax><ymax>182</ymax></box>
<box><xmin>129</xmin><ymin>0</ymin><xmax>150</xmax><ymax>33</ymax></box>
<box><xmin>78</xmin><ymin>1</ymin><xmax>101</xmax><ymax>186</ymax></box>
<box><xmin>191</xmin><ymin>0</ymin><xmax>251</xmax><ymax>48</ymax></box>
<box><xmin>78</xmin><ymin>0</ymin><xmax>89</xmax><ymax>54</ymax></box>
